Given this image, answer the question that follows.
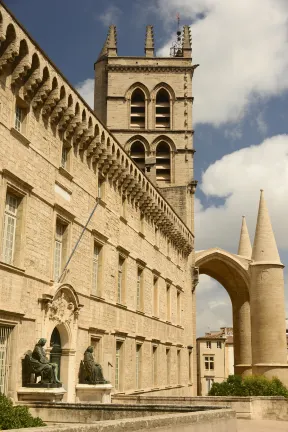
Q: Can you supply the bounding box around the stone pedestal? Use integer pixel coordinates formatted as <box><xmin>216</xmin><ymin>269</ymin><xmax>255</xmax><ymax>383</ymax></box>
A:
<box><xmin>75</xmin><ymin>384</ymin><xmax>113</xmax><ymax>403</ymax></box>
<box><xmin>17</xmin><ymin>387</ymin><xmax>66</xmax><ymax>402</ymax></box>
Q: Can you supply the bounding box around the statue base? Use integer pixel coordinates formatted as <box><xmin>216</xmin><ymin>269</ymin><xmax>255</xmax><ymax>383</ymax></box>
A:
<box><xmin>24</xmin><ymin>382</ymin><xmax>63</xmax><ymax>388</ymax></box>
<box><xmin>76</xmin><ymin>384</ymin><xmax>113</xmax><ymax>404</ymax></box>
<box><xmin>17</xmin><ymin>387</ymin><xmax>66</xmax><ymax>402</ymax></box>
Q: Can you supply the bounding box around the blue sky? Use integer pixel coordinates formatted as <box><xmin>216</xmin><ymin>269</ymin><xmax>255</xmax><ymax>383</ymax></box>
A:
<box><xmin>6</xmin><ymin>0</ymin><xmax>288</xmax><ymax>336</ymax></box>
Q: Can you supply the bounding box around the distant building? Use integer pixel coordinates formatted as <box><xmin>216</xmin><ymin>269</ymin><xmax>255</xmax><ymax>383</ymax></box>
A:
<box><xmin>197</xmin><ymin>327</ymin><xmax>234</xmax><ymax>396</ymax></box>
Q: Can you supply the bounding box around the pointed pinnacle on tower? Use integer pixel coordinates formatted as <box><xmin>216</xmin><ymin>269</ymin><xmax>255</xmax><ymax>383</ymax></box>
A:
<box><xmin>97</xmin><ymin>25</ymin><xmax>118</xmax><ymax>61</ymax></box>
<box><xmin>145</xmin><ymin>25</ymin><xmax>154</xmax><ymax>57</ymax></box>
<box><xmin>237</xmin><ymin>216</ymin><xmax>252</xmax><ymax>259</ymax></box>
<box><xmin>182</xmin><ymin>25</ymin><xmax>192</xmax><ymax>58</ymax></box>
<box><xmin>251</xmin><ymin>190</ymin><xmax>281</xmax><ymax>264</ymax></box>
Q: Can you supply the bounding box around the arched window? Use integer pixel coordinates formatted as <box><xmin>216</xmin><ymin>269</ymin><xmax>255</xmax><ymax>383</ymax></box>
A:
<box><xmin>155</xmin><ymin>89</ymin><xmax>170</xmax><ymax>129</ymax></box>
<box><xmin>130</xmin><ymin>141</ymin><xmax>145</xmax><ymax>172</ymax></box>
<box><xmin>156</xmin><ymin>141</ymin><xmax>171</xmax><ymax>183</ymax></box>
<box><xmin>130</xmin><ymin>89</ymin><xmax>145</xmax><ymax>129</ymax></box>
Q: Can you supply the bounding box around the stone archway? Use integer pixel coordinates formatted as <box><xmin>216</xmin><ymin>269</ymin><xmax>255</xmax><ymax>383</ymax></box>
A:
<box><xmin>195</xmin><ymin>248</ymin><xmax>252</xmax><ymax>377</ymax></box>
<box><xmin>41</xmin><ymin>284</ymin><xmax>83</xmax><ymax>402</ymax></box>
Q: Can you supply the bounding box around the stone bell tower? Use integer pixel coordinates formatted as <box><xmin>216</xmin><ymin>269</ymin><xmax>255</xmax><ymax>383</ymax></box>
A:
<box><xmin>94</xmin><ymin>24</ymin><xmax>198</xmax><ymax>231</ymax></box>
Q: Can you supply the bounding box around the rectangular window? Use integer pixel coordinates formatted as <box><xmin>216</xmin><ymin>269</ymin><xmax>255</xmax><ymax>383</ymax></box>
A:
<box><xmin>166</xmin><ymin>348</ymin><xmax>171</xmax><ymax>385</ymax></box>
<box><xmin>217</xmin><ymin>341</ymin><xmax>222</xmax><ymax>349</ymax></box>
<box><xmin>166</xmin><ymin>285</ymin><xmax>171</xmax><ymax>321</ymax></box>
<box><xmin>206</xmin><ymin>378</ymin><xmax>214</xmax><ymax>394</ymax></box>
<box><xmin>115</xmin><ymin>341</ymin><xmax>123</xmax><ymax>391</ymax></box>
<box><xmin>152</xmin><ymin>345</ymin><xmax>158</xmax><ymax>387</ymax></box>
<box><xmin>121</xmin><ymin>195</ymin><xmax>126</xmax><ymax>219</ymax></box>
<box><xmin>136</xmin><ymin>267</ymin><xmax>143</xmax><ymax>310</ymax></box>
<box><xmin>206</xmin><ymin>341</ymin><xmax>211</xmax><ymax>349</ymax></box>
<box><xmin>177</xmin><ymin>349</ymin><xmax>181</xmax><ymax>384</ymax></box>
<box><xmin>14</xmin><ymin>105</ymin><xmax>23</xmax><ymax>132</ymax></box>
<box><xmin>177</xmin><ymin>291</ymin><xmax>181</xmax><ymax>325</ymax></box>
<box><xmin>167</xmin><ymin>239</ymin><xmax>170</xmax><ymax>256</ymax></box>
<box><xmin>205</xmin><ymin>356</ymin><xmax>214</xmax><ymax>371</ymax></box>
<box><xmin>91</xmin><ymin>337</ymin><xmax>100</xmax><ymax>363</ymax></box>
<box><xmin>2</xmin><ymin>193</ymin><xmax>18</xmax><ymax>265</ymax></box>
<box><xmin>117</xmin><ymin>256</ymin><xmax>125</xmax><ymax>303</ymax></box>
<box><xmin>98</xmin><ymin>175</ymin><xmax>105</xmax><ymax>200</ymax></box>
<box><xmin>61</xmin><ymin>145</ymin><xmax>70</xmax><ymax>170</ymax></box>
<box><xmin>136</xmin><ymin>344</ymin><xmax>142</xmax><ymax>389</ymax></box>
<box><xmin>154</xmin><ymin>226</ymin><xmax>159</xmax><ymax>248</ymax></box>
<box><xmin>0</xmin><ymin>325</ymin><xmax>13</xmax><ymax>395</ymax></box>
<box><xmin>54</xmin><ymin>219</ymin><xmax>68</xmax><ymax>282</ymax></box>
<box><xmin>188</xmin><ymin>350</ymin><xmax>192</xmax><ymax>383</ymax></box>
<box><xmin>92</xmin><ymin>243</ymin><xmax>102</xmax><ymax>296</ymax></box>
<box><xmin>153</xmin><ymin>276</ymin><xmax>159</xmax><ymax>317</ymax></box>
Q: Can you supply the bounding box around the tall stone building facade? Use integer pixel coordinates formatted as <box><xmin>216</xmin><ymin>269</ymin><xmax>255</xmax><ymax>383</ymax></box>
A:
<box><xmin>0</xmin><ymin>4</ymin><xmax>196</xmax><ymax>402</ymax></box>
<box><xmin>0</xmin><ymin>1</ymin><xmax>287</xmax><ymax>405</ymax></box>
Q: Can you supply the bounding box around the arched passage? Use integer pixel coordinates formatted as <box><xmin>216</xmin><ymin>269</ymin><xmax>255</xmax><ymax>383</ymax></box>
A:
<box><xmin>195</xmin><ymin>248</ymin><xmax>252</xmax><ymax>378</ymax></box>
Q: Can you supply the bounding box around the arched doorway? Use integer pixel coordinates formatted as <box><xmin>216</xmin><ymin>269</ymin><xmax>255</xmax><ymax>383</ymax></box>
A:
<box><xmin>195</xmin><ymin>248</ymin><xmax>252</xmax><ymax>380</ymax></box>
<box><xmin>50</xmin><ymin>327</ymin><xmax>62</xmax><ymax>381</ymax></box>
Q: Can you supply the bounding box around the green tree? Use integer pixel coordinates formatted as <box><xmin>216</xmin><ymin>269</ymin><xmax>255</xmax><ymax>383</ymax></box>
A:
<box><xmin>0</xmin><ymin>393</ymin><xmax>45</xmax><ymax>430</ymax></box>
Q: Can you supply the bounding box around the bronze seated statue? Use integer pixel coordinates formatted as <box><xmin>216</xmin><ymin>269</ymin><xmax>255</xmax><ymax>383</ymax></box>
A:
<box><xmin>80</xmin><ymin>346</ymin><xmax>109</xmax><ymax>385</ymax></box>
<box><xmin>23</xmin><ymin>338</ymin><xmax>62</xmax><ymax>387</ymax></box>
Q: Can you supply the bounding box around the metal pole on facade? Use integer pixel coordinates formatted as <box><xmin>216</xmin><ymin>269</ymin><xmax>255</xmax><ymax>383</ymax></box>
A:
<box><xmin>58</xmin><ymin>198</ymin><xmax>99</xmax><ymax>283</ymax></box>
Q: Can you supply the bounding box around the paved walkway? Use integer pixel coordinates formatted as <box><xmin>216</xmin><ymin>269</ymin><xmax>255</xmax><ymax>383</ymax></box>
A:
<box><xmin>238</xmin><ymin>419</ymin><xmax>288</xmax><ymax>431</ymax></box>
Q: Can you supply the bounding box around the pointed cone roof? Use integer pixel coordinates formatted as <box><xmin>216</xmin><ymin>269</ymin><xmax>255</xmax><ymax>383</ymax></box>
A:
<box><xmin>145</xmin><ymin>25</ymin><xmax>154</xmax><ymax>56</ymax></box>
<box><xmin>182</xmin><ymin>25</ymin><xmax>192</xmax><ymax>49</ymax></box>
<box><xmin>251</xmin><ymin>190</ymin><xmax>281</xmax><ymax>264</ymax></box>
<box><xmin>237</xmin><ymin>216</ymin><xmax>252</xmax><ymax>258</ymax></box>
<box><xmin>97</xmin><ymin>25</ymin><xmax>117</xmax><ymax>60</ymax></box>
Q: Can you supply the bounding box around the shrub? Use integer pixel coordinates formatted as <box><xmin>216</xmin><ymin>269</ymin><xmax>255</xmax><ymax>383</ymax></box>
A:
<box><xmin>0</xmin><ymin>393</ymin><xmax>46</xmax><ymax>430</ymax></box>
<box><xmin>208</xmin><ymin>375</ymin><xmax>288</xmax><ymax>398</ymax></box>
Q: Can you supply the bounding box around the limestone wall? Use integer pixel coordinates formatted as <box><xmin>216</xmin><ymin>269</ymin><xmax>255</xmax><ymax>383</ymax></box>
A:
<box><xmin>0</xmin><ymin>3</ymin><xmax>195</xmax><ymax>402</ymax></box>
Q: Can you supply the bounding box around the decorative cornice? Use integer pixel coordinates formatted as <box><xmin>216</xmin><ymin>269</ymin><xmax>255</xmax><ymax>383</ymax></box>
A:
<box><xmin>107</xmin><ymin>65</ymin><xmax>197</xmax><ymax>73</ymax></box>
<box><xmin>109</xmin><ymin>129</ymin><xmax>195</xmax><ymax>135</ymax></box>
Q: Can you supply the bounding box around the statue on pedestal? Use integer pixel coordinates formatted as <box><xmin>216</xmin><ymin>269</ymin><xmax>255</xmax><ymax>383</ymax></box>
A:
<box><xmin>23</xmin><ymin>338</ymin><xmax>62</xmax><ymax>387</ymax></box>
<box><xmin>80</xmin><ymin>346</ymin><xmax>109</xmax><ymax>384</ymax></box>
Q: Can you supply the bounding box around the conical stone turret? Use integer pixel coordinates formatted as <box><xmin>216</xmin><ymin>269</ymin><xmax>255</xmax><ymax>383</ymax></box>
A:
<box><xmin>97</xmin><ymin>25</ymin><xmax>117</xmax><ymax>60</ymax></box>
<box><xmin>237</xmin><ymin>216</ymin><xmax>252</xmax><ymax>259</ymax></box>
<box><xmin>251</xmin><ymin>190</ymin><xmax>281</xmax><ymax>264</ymax></box>
<box><xmin>249</xmin><ymin>189</ymin><xmax>288</xmax><ymax>384</ymax></box>
<box><xmin>145</xmin><ymin>25</ymin><xmax>154</xmax><ymax>57</ymax></box>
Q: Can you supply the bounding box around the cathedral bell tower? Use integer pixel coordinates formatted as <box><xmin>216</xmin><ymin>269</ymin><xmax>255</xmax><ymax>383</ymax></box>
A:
<box><xmin>94</xmin><ymin>24</ymin><xmax>198</xmax><ymax>231</ymax></box>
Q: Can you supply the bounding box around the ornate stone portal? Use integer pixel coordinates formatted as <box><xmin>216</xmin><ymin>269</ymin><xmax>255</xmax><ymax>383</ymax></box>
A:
<box><xmin>38</xmin><ymin>284</ymin><xmax>83</xmax><ymax>402</ymax></box>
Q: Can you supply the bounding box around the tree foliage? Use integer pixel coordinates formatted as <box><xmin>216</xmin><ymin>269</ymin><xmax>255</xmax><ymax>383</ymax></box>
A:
<box><xmin>0</xmin><ymin>393</ymin><xmax>45</xmax><ymax>430</ymax></box>
<box><xmin>208</xmin><ymin>375</ymin><xmax>288</xmax><ymax>398</ymax></box>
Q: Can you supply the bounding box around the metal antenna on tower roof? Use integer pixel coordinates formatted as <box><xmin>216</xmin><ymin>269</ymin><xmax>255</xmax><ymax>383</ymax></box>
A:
<box><xmin>170</xmin><ymin>13</ymin><xmax>183</xmax><ymax>57</ymax></box>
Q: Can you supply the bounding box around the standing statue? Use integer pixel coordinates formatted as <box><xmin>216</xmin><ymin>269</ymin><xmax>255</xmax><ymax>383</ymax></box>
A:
<box><xmin>81</xmin><ymin>346</ymin><xmax>109</xmax><ymax>384</ymax></box>
<box><xmin>26</xmin><ymin>338</ymin><xmax>61</xmax><ymax>385</ymax></box>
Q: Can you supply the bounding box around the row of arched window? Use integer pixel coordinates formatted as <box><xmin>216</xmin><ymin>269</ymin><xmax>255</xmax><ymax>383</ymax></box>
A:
<box><xmin>129</xmin><ymin>139</ymin><xmax>171</xmax><ymax>183</ymax></box>
<box><xmin>130</xmin><ymin>87</ymin><xmax>171</xmax><ymax>130</ymax></box>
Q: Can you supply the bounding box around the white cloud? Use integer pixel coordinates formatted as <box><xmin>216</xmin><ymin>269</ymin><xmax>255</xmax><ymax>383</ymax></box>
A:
<box><xmin>76</xmin><ymin>78</ymin><xmax>94</xmax><ymax>109</ymax></box>
<box><xmin>195</xmin><ymin>134</ymin><xmax>288</xmax><ymax>252</ymax></box>
<box><xmin>156</xmin><ymin>0</ymin><xmax>288</xmax><ymax>125</ymax></box>
<box><xmin>98</xmin><ymin>5</ymin><xmax>122</xmax><ymax>27</ymax></box>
